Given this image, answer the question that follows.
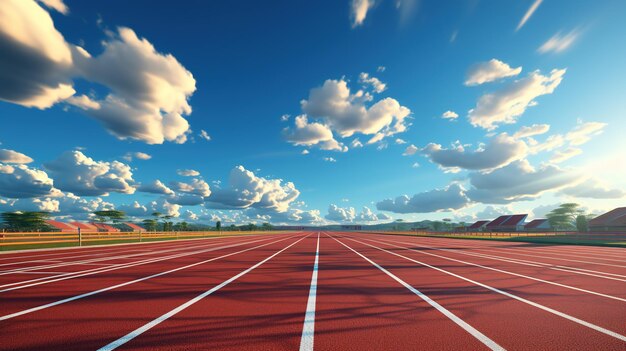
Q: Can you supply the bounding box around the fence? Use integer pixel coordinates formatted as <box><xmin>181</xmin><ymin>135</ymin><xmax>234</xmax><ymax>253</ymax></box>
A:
<box><xmin>0</xmin><ymin>230</ymin><xmax>289</xmax><ymax>250</ymax></box>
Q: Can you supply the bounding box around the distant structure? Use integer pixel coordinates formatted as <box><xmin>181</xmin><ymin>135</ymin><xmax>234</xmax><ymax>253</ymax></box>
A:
<box><xmin>467</xmin><ymin>220</ymin><xmax>489</xmax><ymax>232</ymax></box>
<box><xmin>524</xmin><ymin>219</ymin><xmax>550</xmax><ymax>231</ymax></box>
<box><xmin>45</xmin><ymin>220</ymin><xmax>78</xmax><ymax>232</ymax></box>
<box><xmin>119</xmin><ymin>222</ymin><xmax>146</xmax><ymax>232</ymax></box>
<box><xmin>486</xmin><ymin>214</ymin><xmax>528</xmax><ymax>232</ymax></box>
<box><xmin>91</xmin><ymin>223</ymin><xmax>121</xmax><ymax>233</ymax></box>
<box><xmin>588</xmin><ymin>207</ymin><xmax>626</xmax><ymax>232</ymax></box>
<box><xmin>274</xmin><ymin>226</ymin><xmax>305</xmax><ymax>230</ymax></box>
<box><xmin>341</xmin><ymin>225</ymin><xmax>362</xmax><ymax>230</ymax></box>
<box><xmin>71</xmin><ymin>222</ymin><xmax>98</xmax><ymax>231</ymax></box>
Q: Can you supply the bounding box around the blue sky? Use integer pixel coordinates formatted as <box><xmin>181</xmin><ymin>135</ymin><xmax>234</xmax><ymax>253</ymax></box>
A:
<box><xmin>1</xmin><ymin>0</ymin><xmax>625</xmax><ymax>225</ymax></box>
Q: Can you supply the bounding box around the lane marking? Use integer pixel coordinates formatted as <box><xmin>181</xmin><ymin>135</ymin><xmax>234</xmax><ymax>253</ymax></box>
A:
<box><xmin>97</xmin><ymin>234</ymin><xmax>308</xmax><ymax>351</ymax></box>
<box><xmin>364</xmin><ymin>236</ymin><xmax>626</xmax><ymax>302</ymax></box>
<box><xmin>344</xmin><ymin>234</ymin><xmax>626</xmax><ymax>343</ymax></box>
<box><xmin>299</xmin><ymin>233</ymin><xmax>320</xmax><ymax>351</ymax></box>
<box><xmin>0</xmin><ymin>234</ymin><xmax>300</xmax><ymax>321</ymax></box>
<box><xmin>327</xmin><ymin>233</ymin><xmax>505</xmax><ymax>351</ymax></box>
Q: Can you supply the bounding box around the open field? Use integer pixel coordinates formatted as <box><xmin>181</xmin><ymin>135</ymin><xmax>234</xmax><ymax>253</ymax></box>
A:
<box><xmin>0</xmin><ymin>231</ymin><xmax>624</xmax><ymax>350</ymax></box>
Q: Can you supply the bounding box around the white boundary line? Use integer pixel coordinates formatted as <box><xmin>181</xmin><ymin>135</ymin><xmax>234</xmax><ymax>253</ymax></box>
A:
<box><xmin>344</xmin><ymin>234</ymin><xmax>626</xmax><ymax>343</ymax></box>
<box><xmin>299</xmin><ymin>233</ymin><xmax>320</xmax><ymax>351</ymax></box>
<box><xmin>97</xmin><ymin>234</ymin><xmax>308</xmax><ymax>351</ymax></box>
<box><xmin>327</xmin><ymin>233</ymin><xmax>505</xmax><ymax>351</ymax></box>
<box><xmin>0</xmin><ymin>234</ymin><xmax>300</xmax><ymax>321</ymax></box>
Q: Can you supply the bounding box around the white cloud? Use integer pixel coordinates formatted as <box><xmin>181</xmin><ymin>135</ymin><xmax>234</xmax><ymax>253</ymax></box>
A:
<box><xmin>205</xmin><ymin>166</ymin><xmax>299</xmax><ymax>213</ymax></box>
<box><xmin>280</xmin><ymin>114</ymin><xmax>290</xmax><ymax>122</ymax></box>
<box><xmin>169</xmin><ymin>178</ymin><xmax>211</xmax><ymax>197</ymax></box>
<box><xmin>137</xmin><ymin>180</ymin><xmax>174</xmax><ymax>195</ymax></box>
<box><xmin>0</xmin><ymin>163</ymin><xmax>55</xmax><ymax>198</ymax></box>
<box><xmin>0</xmin><ymin>1</ymin><xmax>196</xmax><ymax>144</ymax></box>
<box><xmin>377</xmin><ymin>66</ymin><xmax>386</xmax><ymax>72</ymax></box>
<box><xmin>351</xmin><ymin>138</ymin><xmax>363</xmax><ymax>148</ymax></box>
<box><xmin>560</xmin><ymin>178</ymin><xmax>625</xmax><ymax>199</ymax></box>
<box><xmin>412</xmin><ymin>162</ymin><xmax>420</xmax><ymax>168</ymax></box>
<box><xmin>301</xmin><ymin>149</ymin><xmax>310</xmax><ymax>155</ymax></box>
<box><xmin>550</xmin><ymin>147</ymin><xmax>582</xmax><ymax>163</ymax></box>
<box><xmin>403</xmin><ymin>144</ymin><xmax>418</xmax><ymax>156</ymax></box>
<box><xmin>199</xmin><ymin>129</ymin><xmax>211</xmax><ymax>141</ymax></box>
<box><xmin>377</xmin><ymin>183</ymin><xmax>471</xmax><ymax>213</ymax></box>
<box><xmin>323</xmin><ymin>157</ymin><xmax>337</xmax><ymax>163</ymax></box>
<box><xmin>44</xmin><ymin>150</ymin><xmax>135</xmax><ymax>196</ymax></box>
<box><xmin>516</xmin><ymin>0</ymin><xmax>543</xmax><ymax>31</ymax></box>
<box><xmin>359</xmin><ymin>72</ymin><xmax>386</xmax><ymax>93</ymax></box>
<box><xmin>422</xmin><ymin>133</ymin><xmax>528</xmax><ymax>171</ymax></box>
<box><xmin>538</xmin><ymin>29</ymin><xmax>581</xmax><ymax>54</ymax></box>
<box><xmin>469</xmin><ymin>69</ymin><xmax>565</xmax><ymax>130</ymax></box>
<box><xmin>326</xmin><ymin>204</ymin><xmax>356</xmax><ymax>222</ymax></box>
<box><xmin>513</xmin><ymin>124</ymin><xmax>550</xmax><ymax>139</ymax></box>
<box><xmin>442</xmin><ymin>110</ymin><xmax>459</xmax><ymax>120</ymax></box>
<box><xmin>122</xmin><ymin>151</ymin><xmax>151</xmax><ymax>162</ymax></box>
<box><xmin>36</xmin><ymin>0</ymin><xmax>68</xmax><ymax>14</ymax></box>
<box><xmin>351</xmin><ymin>0</ymin><xmax>374</xmax><ymax>27</ymax></box>
<box><xmin>565</xmin><ymin>122</ymin><xmax>606</xmax><ymax>146</ymax></box>
<box><xmin>467</xmin><ymin>160</ymin><xmax>580</xmax><ymax>204</ymax></box>
<box><xmin>300</xmin><ymin>78</ymin><xmax>411</xmax><ymax>139</ymax></box>
<box><xmin>283</xmin><ymin>115</ymin><xmax>347</xmax><ymax>152</ymax></box>
<box><xmin>395</xmin><ymin>138</ymin><xmax>407</xmax><ymax>144</ymax></box>
<box><xmin>177</xmin><ymin>169</ymin><xmax>200</xmax><ymax>177</ymax></box>
<box><xmin>0</xmin><ymin>149</ymin><xmax>34</xmax><ymax>164</ymax></box>
<box><xmin>465</xmin><ymin>59</ymin><xmax>522</xmax><ymax>86</ymax></box>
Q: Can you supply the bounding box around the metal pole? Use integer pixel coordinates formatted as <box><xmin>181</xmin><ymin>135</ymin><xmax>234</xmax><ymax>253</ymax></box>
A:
<box><xmin>78</xmin><ymin>227</ymin><xmax>82</xmax><ymax>247</ymax></box>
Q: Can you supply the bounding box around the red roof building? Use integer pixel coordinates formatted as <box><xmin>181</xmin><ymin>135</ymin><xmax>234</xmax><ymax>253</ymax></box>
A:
<box><xmin>525</xmin><ymin>219</ymin><xmax>550</xmax><ymax>231</ymax></box>
<box><xmin>91</xmin><ymin>223</ymin><xmax>121</xmax><ymax>232</ymax></box>
<box><xmin>45</xmin><ymin>220</ymin><xmax>78</xmax><ymax>232</ymax></box>
<box><xmin>467</xmin><ymin>220</ymin><xmax>490</xmax><ymax>231</ymax></box>
<box><xmin>71</xmin><ymin>222</ymin><xmax>98</xmax><ymax>231</ymax></box>
<box><xmin>589</xmin><ymin>207</ymin><xmax>626</xmax><ymax>232</ymax></box>
<box><xmin>120</xmin><ymin>222</ymin><xmax>146</xmax><ymax>232</ymax></box>
<box><xmin>486</xmin><ymin>214</ymin><xmax>528</xmax><ymax>231</ymax></box>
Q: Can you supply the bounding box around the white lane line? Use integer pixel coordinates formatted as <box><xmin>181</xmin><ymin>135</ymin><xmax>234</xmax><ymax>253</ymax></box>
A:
<box><xmin>97</xmin><ymin>234</ymin><xmax>308</xmax><ymax>351</ymax></box>
<box><xmin>327</xmin><ymin>233</ymin><xmax>505</xmax><ymax>351</ymax></box>
<box><xmin>363</xmin><ymin>236</ymin><xmax>626</xmax><ymax>303</ymax></box>
<box><xmin>345</xmin><ymin>235</ymin><xmax>626</xmax><ymax>343</ymax></box>
<box><xmin>0</xmin><ymin>235</ymin><xmax>299</xmax><ymax>321</ymax></box>
<box><xmin>299</xmin><ymin>233</ymin><xmax>320</xmax><ymax>351</ymax></box>
<box><xmin>0</xmin><ymin>236</ymin><xmax>277</xmax><ymax>291</ymax></box>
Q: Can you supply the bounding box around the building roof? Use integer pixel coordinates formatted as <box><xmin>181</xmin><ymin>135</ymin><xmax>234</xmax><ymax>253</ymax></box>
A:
<box><xmin>589</xmin><ymin>207</ymin><xmax>626</xmax><ymax>226</ymax></box>
<box><xmin>486</xmin><ymin>215</ymin><xmax>511</xmax><ymax>228</ymax></box>
<box><xmin>123</xmin><ymin>222</ymin><xmax>146</xmax><ymax>231</ymax></box>
<box><xmin>501</xmin><ymin>214</ymin><xmax>528</xmax><ymax>226</ymax></box>
<box><xmin>91</xmin><ymin>223</ymin><xmax>120</xmax><ymax>231</ymax></box>
<box><xmin>525</xmin><ymin>219</ymin><xmax>548</xmax><ymax>229</ymax></box>
<box><xmin>467</xmin><ymin>220</ymin><xmax>490</xmax><ymax>229</ymax></box>
<box><xmin>45</xmin><ymin>220</ymin><xmax>77</xmax><ymax>231</ymax></box>
<box><xmin>71</xmin><ymin>222</ymin><xmax>98</xmax><ymax>230</ymax></box>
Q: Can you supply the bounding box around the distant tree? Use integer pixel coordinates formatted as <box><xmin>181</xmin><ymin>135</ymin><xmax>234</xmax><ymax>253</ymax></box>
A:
<box><xmin>93</xmin><ymin>210</ymin><xmax>126</xmax><ymax>224</ymax></box>
<box><xmin>261</xmin><ymin>222</ymin><xmax>272</xmax><ymax>231</ymax></box>
<box><xmin>432</xmin><ymin>221</ymin><xmax>443</xmax><ymax>231</ymax></box>
<box><xmin>576</xmin><ymin>214</ymin><xmax>589</xmax><ymax>232</ymax></box>
<box><xmin>142</xmin><ymin>219</ymin><xmax>158</xmax><ymax>232</ymax></box>
<box><xmin>229</xmin><ymin>224</ymin><xmax>236</xmax><ymax>231</ymax></box>
<box><xmin>0</xmin><ymin>211</ymin><xmax>51</xmax><ymax>232</ymax></box>
<box><xmin>216</xmin><ymin>220</ymin><xmax>221</xmax><ymax>232</ymax></box>
<box><xmin>547</xmin><ymin>203</ymin><xmax>583</xmax><ymax>230</ymax></box>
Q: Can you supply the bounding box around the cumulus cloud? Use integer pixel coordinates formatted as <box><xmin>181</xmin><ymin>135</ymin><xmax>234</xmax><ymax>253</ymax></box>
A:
<box><xmin>351</xmin><ymin>139</ymin><xmax>363</xmax><ymax>148</ymax></box>
<box><xmin>283</xmin><ymin>115</ymin><xmax>347</xmax><ymax>152</ymax></box>
<box><xmin>403</xmin><ymin>144</ymin><xmax>418</xmax><ymax>156</ymax></box>
<box><xmin>560</xmin><ymin>178</ymin><xmax>625</xmax><ymax>199</ymax></box>
<box><xmin>467</xmin><ymin>160</ymin><xmax>580</xmax><ymax>204</ymax></box>
<box><xmin>359</xmin><ymin>72</ymin><xmax>386</xmax><ymax>93</ymax></box>
<box><xmin>469</xmin><ymin>69</ymin><xmax>565</xmax><ymax>130</ymax></box>
<box><xmin>422</xmin><ymin>133</ymin><xmax>528</xmax><ymax>171</ymax></box>
<box><xmin>323</xmin><ymin>157</ymin><xmax>337</xmax><ymax>163</ymax></box>
<box><xmin>395</xmin><ymin>138</ymin><xmax>407</xmax><ymax>144</ymax></box>
<box><xmin>516</xmin><ymin>0</ymin><xmax>542</xmax><ymax>31</ymax></box>
<box><xmin>199</xmin><ymin>130</ymin><xmax>211</xmax><ymax>141</ymax></box>
<box><xmin>177</xmin><ymin>169</ymin><xmax>200</xmax><ymax>177</ymax></box>
<box><xmin>44</xmin><ymin>150</ymin><xmax>135</xmax><ymax>196</ymax></box>
<box><xmin>326</xmin><ymin>204</ymin><xmax>356</xmax><ymax>222</ymax></box>
<box><xmin>377</xmin><ymin>183</ymin><xmax>470</xmax><ymax>213</ymax></box>
<box><xmin>0</xmin><ymin>149</ymin><xmax>34</xmax><ymax>164</ymax></box>
<box><xmin>36</xmin><ymin>0</ymin><xmax>68</xmax><ymax>14</ymax></box>
<box><xmin>465</xmin><ymin>59</ymin><xmax>522</xmax><ymax>86</ymax></box>
<box><xmin>538</xmin><ymin>29</ymin><xmax>581</xmax><ymax>54</ymax></box>
<box><xmin>169</xmin><ymin>178</ymin><xmax>211</xmax><ymax>197</ymax></box>
<box><xmin>137</xmin><ymin>180</ymin><xmax>174</xmax><ymax>195</ymax></box>
<box><xmin>0</xmin><ymin>163</ymin><xmax>55</xmax><ymax>198</ymax></box>
<box><xmin>351</xmin><ymin>0</ymin><xmax>374</xmax><ymax>27</ymax></box>
<box><xmin>0</xmin><ymin>1</ymin><xmax>196</xmax><ymax>144</ymax></box>
<box><xmin>442</xmin><ymin>110</ymin><xmax>459</xmax><ymax>120</ymax></box>
<box><xmin>205</xmin><ymin>166</ymin><xmax>299</xmax><ymax>213</ymax></box>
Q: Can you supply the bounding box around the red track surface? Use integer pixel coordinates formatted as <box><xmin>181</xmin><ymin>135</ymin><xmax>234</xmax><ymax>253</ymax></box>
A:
<box><xmin>1</xmin><ymin>231</ymin><xmax>624</xmax><ymax>350</ymax></box>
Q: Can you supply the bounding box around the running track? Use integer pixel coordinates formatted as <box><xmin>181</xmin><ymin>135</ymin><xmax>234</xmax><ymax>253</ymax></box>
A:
<box><xmin>1</xmin><ymin>231</ymin><xmax>624</xmax><ymax>350</ymax></box>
